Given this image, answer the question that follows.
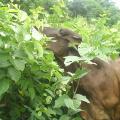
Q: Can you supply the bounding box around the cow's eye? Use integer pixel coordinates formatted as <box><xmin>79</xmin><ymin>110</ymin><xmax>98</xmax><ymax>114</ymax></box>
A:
<box><xmin>59</xmin><ymin>29</ymin><xmax>68</xmax><ymax>36</ymax></box>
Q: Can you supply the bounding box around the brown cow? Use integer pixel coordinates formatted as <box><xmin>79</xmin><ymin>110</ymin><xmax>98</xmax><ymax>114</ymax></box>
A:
<box><xmin>78</xmin><ymin>58</ymin><xmax>120</xmax><ymax>120</ymax></box>
<box><xmin>43</xmin><ymin>27</ymin><xmax>120</xmax><ymax>119</ymax></box>
<box><xmin>43</xmin><ymin>27</ymin><xmax>82</xmax><ymax>73</ymax></box>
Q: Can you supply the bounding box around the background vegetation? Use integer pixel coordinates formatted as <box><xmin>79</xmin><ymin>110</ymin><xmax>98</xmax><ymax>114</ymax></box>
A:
<box><xmin>0</xmin><ymin>0</ymin><xmax>120</xmax><ymax>119</ymax></box>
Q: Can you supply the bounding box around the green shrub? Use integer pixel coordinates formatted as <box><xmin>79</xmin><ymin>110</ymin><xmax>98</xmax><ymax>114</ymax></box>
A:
<box><xmin>1</xmin><ymin>1</ymin><xmax>120</xmax><ymax>120</ymax></box>
<box><xmin>0</xmin><ymin>3</ymin><xmax>86</xmax><ymax>120</ymax></box>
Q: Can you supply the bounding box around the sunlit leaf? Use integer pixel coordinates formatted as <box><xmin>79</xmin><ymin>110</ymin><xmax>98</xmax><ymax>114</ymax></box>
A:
<box><xmin>8</xmin><ymin>67</ymin><xmax>21</xmax><ymax>82</ymax></box>
<box><xmin>64</xmin><ymin>56</ymin><xmax>80</xmax><ymax>66</ymax></box>
<box><xmin>64</xmin><ymin>98</ymin><xmax>75</xmax><ymax>110</ymax></box>
<box><xmin>13</xmin><ymin>59</ymin><xmax>26</xmax><ymax>71</ymax></box>
<box><xmin>31</xmin><ymin>27</ymin><xmax>43</xmax><ymax>41</ymax></box>
<box><xmin>54</xmin><ymin>94</ymin><xmax>69</xmax><ymax>108</ymax></box>
<box><xmin>18</xmin><ymin>10</ymin><xmax>28</xmax><ymax>22</ymax></box>
<box><xmin>74</xmin><ymin>94</ymin><xmax>90</xmax><ymax>103</ymax></box>
<box><xmin>28</xmin><ymin>87</ymin><xmax>35</xmax><ymax>100</ymax></box>
<box><xmin>0</xmin><ymin>79</ymin><xmax>9</xmax><ymax>96</ymax></box>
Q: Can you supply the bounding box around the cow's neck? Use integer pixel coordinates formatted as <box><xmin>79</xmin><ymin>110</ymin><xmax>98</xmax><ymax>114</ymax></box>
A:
<box><xmin>55</xmin><ymin>47</ymin><xmax>80</xmax><ymax>73</ymax></box>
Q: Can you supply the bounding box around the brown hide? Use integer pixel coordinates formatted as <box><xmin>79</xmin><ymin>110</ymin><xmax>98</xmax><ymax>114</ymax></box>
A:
<box><xmin>78</xmin><ymin>58</ymin><xmax>120</xmax><ymax>120</ymax></box>
<box><xmin>43</xmin><ymin>27</ymin><xmax>82</xmax><ymax>73</ymax></box>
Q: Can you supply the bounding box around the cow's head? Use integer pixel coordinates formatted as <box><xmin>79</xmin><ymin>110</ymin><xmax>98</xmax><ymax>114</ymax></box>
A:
<box><xmin>43</xmin><ymin>27</ymin><xmax>82</xmax><ymax>56</ymax></box>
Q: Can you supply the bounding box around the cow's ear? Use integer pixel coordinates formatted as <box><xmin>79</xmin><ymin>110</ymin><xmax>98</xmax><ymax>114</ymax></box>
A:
<box><xmin>43</xmin><ymin>27</ymin><xmax>60</xmax><ymax>37</ymax></box>
<box><xmin>91</xmin><ymin>57</ymin><xmax>108</xmax><ymax>69</ymax></box>
<box><xmin>82</xmin><ymin>58</ymin><xmax>108</xmax><ymax>70</ymax></box>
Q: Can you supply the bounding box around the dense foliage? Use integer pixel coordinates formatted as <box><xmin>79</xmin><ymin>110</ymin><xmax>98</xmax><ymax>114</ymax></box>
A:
<box><xmin>0</xmin><ymin>2</ymin><xmax>86</xmax><ymax>120</ymax></box>
<box><xmin>0</xmin><ymin>0</ymin><xmax>120</xmax><ymax>120</ymax></box>
<box><xmin>4</xmin><ymin>0</ymin><xmax>120</xmax><ymax>26</ymax></box>
<box><xmin>68</xmin><ymin>0</ymin><xmax>120</xmax><ymax>25</ymax></box>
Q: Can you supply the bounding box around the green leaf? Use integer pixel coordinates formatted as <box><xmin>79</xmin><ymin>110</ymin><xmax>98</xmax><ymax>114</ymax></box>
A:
<box><xmin>37</xmin><ymin>111</ymin><xmax>42</xmax><ymax>117</ymax></box>
<box><xmin>0</xmin><ymin>79</ymin><xmax>9</xmax><ymax>96</ymax></box>
<box><xmin>46</xmin><ymin>96</ymin><xmax>52</xmax><ymax>104</ymax></box>
<box><xmin>0</xmin><ymin>39</ymin><xmax>3</xmax><ymax>47</ymax></box>
<box><xmin>74</xmin><ymin>94</ymin><xmax>90</xmax><ymax>103</ymax></box>
<box><xmin>64</xmin><ymin>98</ymin><xmax>75</xmax><ymax>110</ymax></box>
<box><xmin>44</xmin><ymin>107</ymin><xmax>56</xmax><ymax>117</ymax></box>
<box><xmin>14</xmin><ymin>49</ymin><xmax>27</xmax><ymax>59</ymax></box>
<box><xmin>72</xmin><ymin>68</ymin><xmax>88</xmax><ymax>80</ymax></box>
<box><xmin>60</xmin><ymin>115</ymin><xmax>70</xmax><ymax>120</ymax></box>
<box><xmin>13</xmin><ymin>59</ymin><xmax>26</xmax><ymax>71</ymax></box>
<box><xmin>0</xmin><ymin>31</ymin><xmax>6</xmax><ymax>36</ymax></box>
<box><xmin>24</xmin><ymin>33</ymin><xmax>31</xmax><ymax>41</ymax></box>
<box><xmin>28</xmin><ymin>87</ymin><xmax>35</xmax><ymax>100</ymax></box>
<box><xmin>24</xmin><ymin>105</ymin><xmax>42</xmax><ymax>120</ymax></box>
<box><xmin>78</xmin><ymin>43</ymin><xmax>93</xmax><ymax>56</ymax></box>
<box><xmin>34</xmin><ymin>41</ymin><xmax>43</xmax><ymax>58</ymax></box>
<box><xmin>64</xmin><ymin>56</ymin><xmax>80</xmax><ymax>66</ymax></box>
<box><xmin>24</xmin><ymin>42</ymin><xmax>34</xmax><ymax>61</ymax></box>
<box><xmin>31</xmin><ymin>27</ymin><xmax>43</xmax><ymax>40</ymax></box>
<box><xmin>54</xmin><ymin>94</ymin><xmax>69</xmax><ymax>108</ymax></box>
<box><xmin>45</xmin><ymin>89</ymin><xmax>55</xmax><ymax>97</ymax></box>
<box><xmin>8</xmin><ymin>67</ymin><xmax>21</xmax><ymax>82</ymax></box>
<box><xmin>0</xmin><ymin>52</ymin><xmax>10</xmax><ymax>68</ymax></box>
<box><xmin>0</xmin><ymin>70</ymin><xmax>6</xmax><ymax>79</ymax></box>
<box><xmin>0</xmin><ymin>60</ymin><xmax>11</xmax><ymax>68</ymax></box>
<box><xmin>73</xmin><ymin>99</ymin><xmax>81</xmax><ymax>110</ymax></box>
<box><xmin>18</xmin><ymin>10</ymin><xmax>28</xmax><ymax>22</ymax></box>
<box><xmin>0</xmin><ymin>52</ymin><xmax>10</xmax><ymax>61</ymax></box>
